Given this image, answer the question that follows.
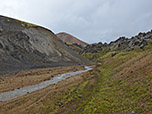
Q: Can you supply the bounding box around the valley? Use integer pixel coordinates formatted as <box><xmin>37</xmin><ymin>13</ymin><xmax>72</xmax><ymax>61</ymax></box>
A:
<box><xmin>0</xmin><ymin>65</ymin><xmax>85</xmax><ymax>94</ymax></box>
<box><xmin>0</xmin><ymin>15</ymin><xmax>151</xmax><ymax>114</ymax></box>
<box><xmin>0</xmin><ymin>65</ymin><xmax>95</xmax><ymax>114</ymax></box>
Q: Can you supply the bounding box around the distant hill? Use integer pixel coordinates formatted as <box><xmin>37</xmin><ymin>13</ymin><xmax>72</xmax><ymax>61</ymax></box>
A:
<box><xmin>0</xmin><ymin>15</ymin><xmax>89</xmax><ymax>75</ymax></box>
<box><xmin>81</xmin><ymin>30</ymin><xmax>152</xmax><ymax>61</ymax></box>
<box><xmin>56</xmin><ymin>32</ymin><xmax>88</xmax><ymax>47</ymax></box>
<box><xmin>59</xmin><ymin>30</ymin><xmax>152</xmax><ymax>113</ymax></box>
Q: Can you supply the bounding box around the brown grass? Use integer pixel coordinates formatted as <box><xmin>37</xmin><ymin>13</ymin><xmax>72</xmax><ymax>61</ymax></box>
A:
<box><xmin>0</xmin><ymin>65</ymin><xmax>84</xmax><ymax>93</ymax></box>
<box><xmin>0</xmin><ymin>66</ymin><xmax>90</xmax><ymax>114</ymax></box>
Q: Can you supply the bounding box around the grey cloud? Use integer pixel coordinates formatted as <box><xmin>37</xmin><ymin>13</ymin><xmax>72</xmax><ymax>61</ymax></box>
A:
<box><xmin>0</xmin><ymin>0</ymin><xmax>152</xmax><ymax>43</ymax></box>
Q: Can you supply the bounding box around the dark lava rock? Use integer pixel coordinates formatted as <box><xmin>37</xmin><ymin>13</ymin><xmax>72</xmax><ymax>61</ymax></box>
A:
<box><xmin>82</xmin><ymin>30</ymin><xmax>152</xmax><ymax>55</ymax></box>
<box><xmin>58</xmin><ymin>102</ymin><xmax>64</xmax><ymax>107</ymax></box>
<box><xmin>111</xmin><ymin>53</ymin><xmax>117</xmax><ymax>57</ymax></box>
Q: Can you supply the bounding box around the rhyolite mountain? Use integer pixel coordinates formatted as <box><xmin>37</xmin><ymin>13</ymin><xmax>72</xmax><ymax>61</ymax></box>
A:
<box><xmin>56</xmin><ymin>32</ymin><xmax>88</xmax><ymax>47</ymax></box>
<box><xmin>0</xmin><ymin>15</ymin><xmax>89</xmax><ymax>75</ymax></box>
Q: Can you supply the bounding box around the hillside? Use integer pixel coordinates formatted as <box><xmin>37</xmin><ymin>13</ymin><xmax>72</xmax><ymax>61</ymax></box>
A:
<box><xmin>53</xmin><ymin>30</ymin><xmax>152</xmax><ymax>114</ymax></box>
<box><xmin>0</xmin><ymin>27</ymin><xmax>151</xmax><ymax>113</ymax></box>
<box><xmin>0</xmin><ymin>15</ymin><xmax>151</xmax><ymax>114</ymax></box>
<box><xmin>0</xmin><ymin>15</ymin><xmax>89</xmax><ymax>75</ymax></box>
<box><xmin>58</xmin><ymin>47</ymin><xmax>152</xmax><ymax>114</ymax></box>
<box><xmin>81</xmin><ymin>30</ymin><xmax>152</xmax><ymax>61</ymax></box>
<box><xmin>56</xmin><ymin>32</ymin><xmax>88</xmax><ymax>47</ymax></box>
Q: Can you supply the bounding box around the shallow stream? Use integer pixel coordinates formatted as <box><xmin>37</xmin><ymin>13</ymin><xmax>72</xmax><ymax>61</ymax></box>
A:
<box><xmin>0</xmin><ymin>66</ymin><xmax>92</xmax><ymax>102</ymax></box>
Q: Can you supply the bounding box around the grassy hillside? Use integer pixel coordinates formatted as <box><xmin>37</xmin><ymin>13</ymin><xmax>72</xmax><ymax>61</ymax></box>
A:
<box><xmin>4</xmin><ymin>44</ymin><xmax>150</xmax><ymax>114</ymax></box>
<box><xmin>55</xmin><ymin>44</ymin><xmax>152</xmax><ymax>114</ymax></box>
<box><xmin>1</xmin><ymin>39</ymin><xmax>151</xmax><ymax>114</ymax></box>
<box><xmin>65</xmin><ymin>42</ymin><xmax>84</xmax><ymax>53</ymax></box>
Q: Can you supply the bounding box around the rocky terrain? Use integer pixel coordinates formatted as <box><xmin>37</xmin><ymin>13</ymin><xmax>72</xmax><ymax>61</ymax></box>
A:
<box><xmin>81</xmin><ymin>30</ymin><xmax>152</xmax><ymax>61</ymax></box>
<box><xmin>54</xmin><ymin>30</ymin><xmax>152</xmax><ymax>114</ymax></box>
<box><xmin>83</xmin><ymin>30</ymin><xmax>152</xmax><ymax>53</ymax></box>
<box><xmin>0</xmin><ymin>15</ymin><xmax>151</xmax><ymax>114</ymax></box>
<box><xmin>0</xmin><ymin>15</ymin><xmax>89</xmax><ymax>75</ymax></box>
<box><xmin>56</xmin><ymin>32</ymin><xmax>88</xmax><ymax>47</ymax></box>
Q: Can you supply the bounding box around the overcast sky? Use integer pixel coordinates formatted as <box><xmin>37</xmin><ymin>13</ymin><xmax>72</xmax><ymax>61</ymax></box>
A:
<box><xmin>0</xmin><ymin>0</ymin><xmax>152</xmax><ymax>43</ymax></box>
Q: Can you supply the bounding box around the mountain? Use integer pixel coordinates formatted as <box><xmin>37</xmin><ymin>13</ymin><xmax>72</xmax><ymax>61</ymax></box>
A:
<box><xmin>81</xmin><ymin>30</ymin><xmax>152</xmax><ymax>61</ymax></box>
<box><xmin>0</xmin><ymin>15</ymin><xmax>89</xmax><ymax>75</ymax></box>
<box><xmin>0</xmin><ymin>16</ymin><xmax>151</xmax><ymax>113</ymax></box>
<box><xmin>56</xmin><ymin>32</ymin><xmax>88</xmax><ymax>47</ymax></box>
<box><xmin>57</xmin><ymin>30</ymin><xmax>152</xmax><ymax>113</ymax></box>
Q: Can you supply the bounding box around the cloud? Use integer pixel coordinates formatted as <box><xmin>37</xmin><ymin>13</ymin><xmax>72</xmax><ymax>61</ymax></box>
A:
<box><xmin>0</xmin><ymin>0</ymin><xmax>152</xmax><ymax>43</ymax></box>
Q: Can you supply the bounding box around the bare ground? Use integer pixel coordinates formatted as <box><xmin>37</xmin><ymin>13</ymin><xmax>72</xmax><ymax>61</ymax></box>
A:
<box><xmin>0</xmin><ymin>65</ymin><xmax>84</xmax><ymax>93</ymax></box>
<box><xmin>0</xmin><ymin>65</ymin><xmax>94</xmax><ymax>114</ymax></box>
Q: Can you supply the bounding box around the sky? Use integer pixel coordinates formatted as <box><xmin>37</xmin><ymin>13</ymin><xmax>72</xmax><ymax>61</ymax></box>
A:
<box><xmin>0</xmin><ymin>0</ymin><xmax>152</xmax><ymax>43</ymax></box>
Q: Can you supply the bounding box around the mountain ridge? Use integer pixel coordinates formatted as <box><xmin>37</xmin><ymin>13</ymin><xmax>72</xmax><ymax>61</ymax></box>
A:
<box><xmin>0</xmin><ymin>15</ymin><xmax>89</xmax><ymax>75</ymax></box>
<box><xmin>81</xmin><ymin>30</ymin><xmax>152</xmax><ymax>59</ymax></box>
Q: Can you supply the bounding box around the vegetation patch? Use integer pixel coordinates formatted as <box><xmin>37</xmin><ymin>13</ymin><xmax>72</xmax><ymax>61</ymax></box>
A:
<box><xmin>0</xmin><ymin>15</ymin><xmax>37</xmax><ymax>28</ymax></box>
<box><xmin>60</xmin><ymin>49</ymin><xmax>152</xmax><ymax>114</ymax></box>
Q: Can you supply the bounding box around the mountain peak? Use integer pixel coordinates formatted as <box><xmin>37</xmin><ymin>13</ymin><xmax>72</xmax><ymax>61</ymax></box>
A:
<box><xmin>56</xmin><ymin>32</ymin><xmax>88</xmax><ymax>47</ymax></box>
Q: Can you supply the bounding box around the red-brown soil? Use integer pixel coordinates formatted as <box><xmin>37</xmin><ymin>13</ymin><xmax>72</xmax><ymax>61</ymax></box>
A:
<box><xmin>56</xmin><ymin>32</ymin><xmax>88</xmax><ymax>47</ymax></box>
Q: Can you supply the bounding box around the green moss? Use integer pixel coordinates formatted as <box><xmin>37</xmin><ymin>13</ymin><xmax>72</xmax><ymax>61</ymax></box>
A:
<box><xmin>65</xmin><ymin>42</ymin><xmax>72</xmax><ymax>46</ymax></box>
<box><xmin>144</xmin><ymin>42</ymin><xmax>152</xmax><ymax>50</ymax></box>
<box><xmin>7</xmin><ymin>19</ymin><xmax>10</xmax><ymax>22</ymax></box>
<box><xmin>21</xmin><ymin>23</ymin><xmax>25</xmax><ymax>27</ymax></box>
<box><xmin>38</xmin><ymin>48</ymin><xmax>152</xmax><ymax>114</ymax></box>
<box><xmin>134</xmin><ymin>46</ymin><xmax>143</xmax><ymax>52</ymax></box>
<box><xmin>0</xmin><ymin>16</ymin><xmax>37</xmax><ymax>28</ymax></box>
<box><xmin>72</xmin><ymin>50</ymin><xmax>152</xmax><ymax>114</ymax></box>
<box><xmin>41</xmin><ymin>80</ymin><xmax>90</xmax><ymax>114</ymax></box>
<box><xmin>82</xmin><ymin>52</ymin><xmax>96</xmax><ymax>61</ymax></box>
<box><xmin>18</xmin><ymin>20</ymin><xmax>37</xmax><ymax>28</ymax></box>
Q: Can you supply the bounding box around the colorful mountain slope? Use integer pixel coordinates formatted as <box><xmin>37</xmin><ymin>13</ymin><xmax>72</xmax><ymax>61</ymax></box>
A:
<box><xmin>56</xmin><ymin>32</ymin><xmax>88</xmax><ymax>47</ymax></box>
